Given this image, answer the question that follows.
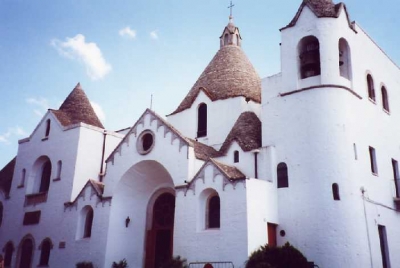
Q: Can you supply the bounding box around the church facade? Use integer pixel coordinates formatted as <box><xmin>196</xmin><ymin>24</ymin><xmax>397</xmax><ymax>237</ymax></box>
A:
<box><xmin>1</xmin><ymin>0</ymin><xmax>400</xmax><ymax>267</ymax></box>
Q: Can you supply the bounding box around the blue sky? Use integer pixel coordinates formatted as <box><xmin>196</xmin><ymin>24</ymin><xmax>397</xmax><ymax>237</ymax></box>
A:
<box><xmin>1</xmin><ymin>0</ymin><xmax>399</xmax><ymax>168</ymax></box>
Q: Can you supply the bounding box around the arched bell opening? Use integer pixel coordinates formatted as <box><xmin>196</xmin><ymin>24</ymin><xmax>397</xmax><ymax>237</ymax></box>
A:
<box><xmin>298</xmin><ymin>36</ymin><xmax>321</xmax><ymax>79</ymax></box>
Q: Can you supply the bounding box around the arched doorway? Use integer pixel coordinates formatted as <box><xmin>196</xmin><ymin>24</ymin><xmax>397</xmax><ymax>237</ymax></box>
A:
<box><xmin>18</xmin><ymin>238</ymin><xmax>34</xmax><ymax>268</ymax></box>
<box><xmin>145</xmin><ymin>192</ymin><xmax>175</xmax><ymax>268</ymax></box>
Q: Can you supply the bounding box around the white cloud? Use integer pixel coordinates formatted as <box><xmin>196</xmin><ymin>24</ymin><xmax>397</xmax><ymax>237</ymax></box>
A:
<box><xmin>150</xmin><ymin>30</ymin><xmax>158</xmax><ymax>40</ymax></box>
<box><xmin>51</xmin><ymin>34</ymin><xmax>112</xmax><ymax>80</ymax></box>
<box><xmin>90</xmin><ymin>101</ymin><xmax>106</xmax><ymax>122</ymax></box>
<box><xmin>0</xmin><ymin>127</ymin><xmax>27</xmax><ymax>144</ymax></box>
<box><xmin>26</xmin><ymin>97</ymin><xmax>49</xmax><ymax>111</ymax></box>
<box><xmin>119</xmin><ymin>27</ymin><xmax>136</xmax><ymax>39</ymax></box>
<box><xmin>26</xmin><ymin>97</ymin><xmax>50</xmax><ymax>117</ymax></box>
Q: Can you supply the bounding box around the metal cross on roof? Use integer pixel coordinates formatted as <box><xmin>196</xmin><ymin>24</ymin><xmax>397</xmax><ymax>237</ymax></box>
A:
<box><xmin>228</xmin><ymin>1</ymin><xmax>235</xmax><ymax>17</ymax></box>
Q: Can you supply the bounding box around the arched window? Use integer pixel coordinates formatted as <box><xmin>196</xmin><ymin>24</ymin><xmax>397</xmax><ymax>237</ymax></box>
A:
<box><xmin>234</xmin><ymin>151</ymin><xmax>239</xmax><ymax>163</ymax></box>
<box><xmin>367</xmin><ymin>74</ymin><xmax>375</xmax><ymax>101</ymax></box>
<box><xmin>277</xmin><ymin>163</ymin><xmax>289</xmax><ymax>188</ymax></box>
<box><xmin>56</xmin><ymin>161</ymin><xmax>62</xmax><ymax>180</ymax></box>
<box><xmin>45</xmin><ymin>119</ymin><xmax>51</xmax><ymax>137</ymax></box>
<box><xmin>332</xmin><ymin>183</ymin><xmax>340</xmax><ymax>200</ymax></box>
<box><xmin>381</xmin><ymin>86</ymin><xmax>389</xmax><ymax>112</ymax></box>
<box><xmin>39</xmin><ymin>161</ymin><xmax>52</xmax><ymax>193</ymax></box>
<box><xmin>236</xmin><ymin>34</ymin><xmax>239</xmax><ymax>46</ymax></box>
<box><xmin>39</xmin><ymin>238</ymin><xmax>52</xmax><ymax>266</ymax></box>
<box><xmin>298</xmin><ymin>36</ymin><xmax>320</xmax><ymax>79</ymax></box>
<box><xmin>224</xmin><ymin>33</ymin><xmax>229</xmax><ymax>46</ymax></box>
<box><xmin>18</xmin><ymin>237</ymin><xmax>34</xmax><ymax>268</ymax></box>
<box><xmin>339</xmin><ymin>38</ymin><xmax>351</xmax><ymax>79</ymax></box>
<box><xmin>3</xmin><ymin>241</ymin><xmax>14</xmax><ymax>267</ymax></box>
<box><xmin>0</xmin><ymin>202</ymin><xmax>3</xmax><ymax>227</ymax></box>
<box><xmin>83</xmin><ymin>206</ymin><xmax>94</xmax><ymax>238</ymax></box>
<box><xmin>207</xmin><ymin>194</ymin><xmax>220</xmax><ymax>229</ymax></box>
<box><xmin>197</xmin><ymin>103</ymin><xmax>207</xmax><ymax>138</ymax></box>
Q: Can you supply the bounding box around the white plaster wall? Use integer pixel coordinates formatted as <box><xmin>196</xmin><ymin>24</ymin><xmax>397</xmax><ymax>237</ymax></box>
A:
<box><xmin>104</xmin><ymin>160</ymin><xmax>174</xmax><ymax>268</ymax></box>
<box><xmin>174</xmin><ymin>164</ymin><xmax>249</xmax><ymax>268</ymax></box>
<box><xmin>0</xmin><ymin>112</ymin><xmax>111</xmax><ymax>268</ymax></box>
<box><xmin>246</xmin><ymin>178</ymin><xmax>278</xmax><ymax>255</ymax></box>
<box><xmin>262</xmin><ymin>6</ymin><xmax>400</xmax><ymax>267</ymax></box>
<box><xmin>167</xmin><ymin>91</ymin><xmax>261</xmax><ymax>149</ymax></box>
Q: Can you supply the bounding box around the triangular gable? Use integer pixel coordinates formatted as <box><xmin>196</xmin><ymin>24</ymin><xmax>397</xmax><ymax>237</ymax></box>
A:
<box><xmin>18</xmin><ymin>111</ymin><xmax>65</xmax><ymax>144</ymax></box>
<box><xmin>64</xmin><ymin>179</ymin><xmax>109</xmax><ymax>207</ymax></box>
<box><xmin>176</xmin><ymin>158</ymin><xmax>246</xmax><ymax>195</ymax></box>
<box><xmin>280</xmin><ymin>1</ymin><xmax>356</xmax><ymax>32</ymax></box>
<box><xmin>106</xmin><ymin>109</ymin><xmax>190</xmax><ymax>163</ymax></box>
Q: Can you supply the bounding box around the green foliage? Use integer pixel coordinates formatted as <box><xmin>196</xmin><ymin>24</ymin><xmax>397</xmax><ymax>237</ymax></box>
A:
<box><xmin>112</xmin><ymin>258</ymin><xmax>128</xmax><ymax>268</ymax></box>
<box><xmin>159</xmin><ymin>255</ymin><xmax>189</xmax><ymax>268</ymax></box>
<box><xmin>246</xmin><ymin>242</ymin><xmax>308</xmax><ymax>268</ymax></box>
<box><xmin>76</xmin><ymin>261</ymin><xmax>94</xmax><ymax>268</ymax></box>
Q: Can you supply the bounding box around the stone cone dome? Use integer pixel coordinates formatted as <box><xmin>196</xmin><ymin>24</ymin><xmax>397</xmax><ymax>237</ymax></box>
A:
<box><xmin>170</xmin><ymin>45</ymin><xmax>261</xmax><ymax>115</ymax></box>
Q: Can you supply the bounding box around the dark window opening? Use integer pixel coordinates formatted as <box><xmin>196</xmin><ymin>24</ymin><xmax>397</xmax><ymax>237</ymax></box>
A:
<box><xmin>84</xmin><ymin>207</ymin><xmax>94</xmax><ymax>238</ymax></box>
<box><xmin>39</xmin><ymin>161</ymin><xmax>51</xmax><ymax>193</ymax></box>
<box><xmin>197</xmin><ymin>103</ymin><xmax>207</xmax><ymax>138</ymax></box>
<box><xmin>277</xmin><ymin>163</ymin><xmax>289</xmax><ymax>188</ymax></box>
<box><xmin>382</xmin><ymin>86</ymin><xmax>390</xmax><ymax>112</ymax></box>
<box><xmin>299</xmin><ymin>36</ymin><xmax>321</xmax><ymax>79</ymax></box>
<box><xmin>142</xmin><ymin>133</ymin><xmax>154</xmax><ymax>151</ymax></box>
<box><xmin>332</xmin><ymin>183</ymin><xmax>340</xmax><ymax>201</ymax></box>
<box><xmin>378</xmin><ymin>225</ymin><xmax>390</xmax><ymax>268</ymax></box>
<box><xmin>45</xmin><ymin>119</ymin><xmax>51</xmax><ymax>137</ymax></box>
<box><xmin>339</xmin><ymin>38</ymin><xmax>351</xmax><ymax>79</ymax></box>
<box><xmin>208</xmin><ymin>195</ymin><xmax>220</xmax><ymax>228</ymax></box>
<box><xmin>4</xmin><ymin>242</ymin><xmax>14</xmax><ymax>267</ymax></box>
<box><xmin>369</xmin><ymin>146</ymin><xmax>378</xmax><ymax>175</ymax></box>
<box><xmin>0</xmin><ymin>202</ymin><xmax>3</xmax><ymax>227</ymax></box>
<box><xmin>56</xmin><ymin>161</ymin><xmax>62</xmax><ymax>179</ymax></box>
<box><xmin>234</xmin><ymin>151</ymin><xmax>239</xmax><ymax>163</ymax></box>
<box><xmin>367</xmin><ymin>75</ymin><xmax>375</xmax><ymax>101</ymax></box>
<box><xmin>19</xmin><ymin>238</ymin><xmax>34</xmax><ymax>268</ymax></box>
<box><xmin>224</xmin><ymin>34</ymin><xmax>229</xmax><ymax>45</ymax></box>
<box><xmin>392</xmin><ymin>159</ymin><xmax>400</xmax><ymax>198</ymax></box>
<box><xmin>23</xmin><ymin>211</ymin><xmax>41</xmax><ymax>225</ymax></box>
<box><xmin>39</xmin><ymin>239</ymin><xmax>52</xmax><ymax>266</ymax></box>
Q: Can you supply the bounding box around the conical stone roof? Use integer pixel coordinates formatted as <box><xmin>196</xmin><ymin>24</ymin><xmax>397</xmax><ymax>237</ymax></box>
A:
<box><xmin>170</xmin><ymin>45</ymin><xmax>261</xmax><ymax>115</ymax></box>
<box><xmin>51</xmin><ymin>83</ymin><xmax>104</xmax><ymax>129</ymax></box>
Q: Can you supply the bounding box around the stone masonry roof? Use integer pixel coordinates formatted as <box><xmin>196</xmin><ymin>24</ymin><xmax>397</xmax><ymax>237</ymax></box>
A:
<box><xmin>51</xmin><ymin>83</ymin><xmax>104</xmax><ymax>129</ymax></box>
<box><xmin>220</xmin><ymin>111</ymin><xmax>261</xmax><ymax>153</ymax></box>
<box><xmin>0</xmin><ymin>157</ymin><xmax>16</xmax><ymax>197</ymax></box>
<box><xmin>282</xmin><ymin>0</ymin><xmax>355</xmax><ymax>31</ymax></box>
<box><xmin>187</xmin><ymin>139</ymin><xmax>222</xmax><ymax>161</ymax></box>
<box><xmin>211</xmin><ymin>158</ymin><xmax>246</xmax><ymax>180</ymax></box>
<box><xmin>170</xmin><ymin>45</ymin><xmax>261</xmax><ymax>115</ymax></box>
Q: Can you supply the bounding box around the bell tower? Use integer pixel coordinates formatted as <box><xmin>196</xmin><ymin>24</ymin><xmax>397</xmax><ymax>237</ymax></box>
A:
<box><xmin>219</xmin><ymin>2</ymin><xmax>241</xmax><ymax>48</ymax></box>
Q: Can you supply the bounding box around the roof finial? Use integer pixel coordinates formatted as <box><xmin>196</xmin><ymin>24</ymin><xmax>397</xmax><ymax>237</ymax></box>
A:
<box><xmin>228</xmin><ymin>1</ymin><xmax>235</xmax><ymax>20</ymax></box>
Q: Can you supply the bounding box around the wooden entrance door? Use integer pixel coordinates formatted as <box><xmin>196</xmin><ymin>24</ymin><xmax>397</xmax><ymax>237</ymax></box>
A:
<box><xmin>145</xmin><ymin>193</ymin><xmax>175</xmax><ymax>268</ymax></box>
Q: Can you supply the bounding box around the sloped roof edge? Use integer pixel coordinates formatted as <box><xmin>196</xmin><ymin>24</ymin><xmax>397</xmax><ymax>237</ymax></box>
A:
<box><xmin>280</xmin><ymin>1</ymin><xmax>356</xmax><ymax>32</ymax></box>
<box><xmin>64</xmin><ymin>179</ymin><xmax>106</xmax><ymax>206</ymax></box>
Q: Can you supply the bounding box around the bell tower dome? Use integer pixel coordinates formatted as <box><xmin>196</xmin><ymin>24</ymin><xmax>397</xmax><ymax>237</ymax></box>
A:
<box><xmin>219</xmin><ymin>5</ymin><xmax>241</xmax><ymax>48</ymax></box>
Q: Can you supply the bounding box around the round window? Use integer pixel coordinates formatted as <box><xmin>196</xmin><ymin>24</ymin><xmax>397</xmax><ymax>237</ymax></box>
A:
<box><xmin>137</xmin><ymin>130</ymin><xmax>155</xmax><ymax>155</ymax></box>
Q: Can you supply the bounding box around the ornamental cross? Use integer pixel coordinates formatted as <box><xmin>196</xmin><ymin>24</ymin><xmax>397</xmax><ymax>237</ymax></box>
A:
<box><xmin>228</xmin><ymin>1</ymin><xmax>235</xmax><ymax>17</ymax></box>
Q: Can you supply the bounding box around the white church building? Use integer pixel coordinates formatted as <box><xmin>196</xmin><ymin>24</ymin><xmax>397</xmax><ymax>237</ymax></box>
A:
<box><xmin>1</xmin><ymin>0</ymin><xmax>400</xmax><ymax>267</ymax></box>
